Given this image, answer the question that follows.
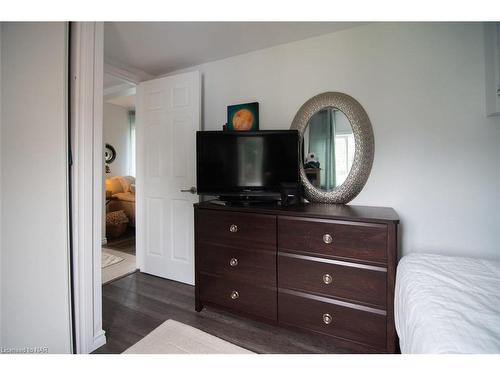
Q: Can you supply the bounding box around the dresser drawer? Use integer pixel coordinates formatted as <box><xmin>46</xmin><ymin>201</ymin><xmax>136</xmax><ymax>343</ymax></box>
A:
<box><xmin>278</xmin><ymin>253</ymin><xmax>386</xmax><ymax>307</ymax></box>
<box><xmin>196</xmin><ymin>209</ymin><xmax>276</xmax><ymax>250</ymax></box>
<box><xmin>199</xmin><ymin>273</ymin><xmax>277</xmax><ymax>321</ymax></box>
<box><xmin>278</xmin><ymin>291</ymin><xmax>387</xmax><ymax>349</ymax></box>
<box><xmin>197</xmin><ymin>243</ymin><xmax>276</xmax><ymax>286</ymax></box>
<box><xmin>278</xmin><ymin>217</ymin><xmax>387</xmax><ymax>263</ymax></box>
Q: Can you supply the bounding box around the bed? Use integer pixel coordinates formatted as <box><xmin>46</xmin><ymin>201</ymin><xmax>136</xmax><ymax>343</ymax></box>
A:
<box><xmin>395</xmin><ymin>252</ymin><xmax>500</xmax><ymax>353</ymax></box>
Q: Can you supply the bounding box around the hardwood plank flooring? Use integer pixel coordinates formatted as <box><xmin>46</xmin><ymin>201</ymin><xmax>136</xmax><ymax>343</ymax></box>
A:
<box><xmin>92</xmin><ymin>271</ymin><xmax>363</xmax><ymax>354</ymax></box>
<box><xmin>105</xmin><ymin>227</ymin><xmax>135</xmax><ymax>255</ymax></box>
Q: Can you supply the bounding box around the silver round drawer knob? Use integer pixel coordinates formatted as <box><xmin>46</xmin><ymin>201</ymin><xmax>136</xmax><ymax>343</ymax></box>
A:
<box><xmin>229</xmin><ymin>224</ymin><xmax>238</xmax><ymax>233</ymax></box>
<box><xmin>229</xmin><ymin>258</ymin><xmax>238</xmax><ymax>267</ymax></box>
<box><xmin>323</xmin><ymin>233</ymin><xmax>333</xmax><ymax>244</ymax></box>
<box><xmin>230</xmin><ymin>290</ymin><xmax>239</xmax><ymax>300</ymax></box>
<box><xmin>323</xmin><ymin>273</ymin><xmax>333</xmax><ymax>285</ymax></box>
<box><xmin>323</xmin><ymin>313</ymin><xmax>333</xmax><ymax>325</ymax></box>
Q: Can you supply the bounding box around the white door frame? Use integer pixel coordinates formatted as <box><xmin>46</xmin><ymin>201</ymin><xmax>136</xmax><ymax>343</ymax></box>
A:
<box><xmin>70</xmin><ymin>22</ymin><xmax>154</xmax><ymax>354</ymax></box>
<box><xmin>70</xmin><ymin>22</ymin><xmax>106</xmax><ymax>354</ymax></box>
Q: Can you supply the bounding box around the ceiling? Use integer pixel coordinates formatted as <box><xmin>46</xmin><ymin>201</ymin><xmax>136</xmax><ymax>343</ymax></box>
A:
<box><xmin>104</xmin><ymin>22</ymin><xmax>364</xmax><ymax>76</ymax></box>
<box><xmin>103</xmin><ymin>73</ymin><xmax>125</xmax><ymax>88</ymax></box>
<box><xmin>106</xmin><ymin>95</ymin><xmax>136</xmax><ymax>110</ymax></box>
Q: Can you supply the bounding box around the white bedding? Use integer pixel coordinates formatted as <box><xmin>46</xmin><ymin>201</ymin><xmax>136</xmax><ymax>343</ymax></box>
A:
<box><xmin>395</xmin><ymin>253</ymin><xmax>500</xmax><ymax>353</ymax></box>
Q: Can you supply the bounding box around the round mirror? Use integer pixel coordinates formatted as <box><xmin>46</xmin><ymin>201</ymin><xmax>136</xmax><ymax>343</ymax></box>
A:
<box><xmin>291</xmin><ymin>92</ymin><xmax>374</xmax><ymax>204</ymax></box>
<box><xmin>303</xmin><ymin>106</ymin><xmax>354</xmax><ymax>192</ymax></box>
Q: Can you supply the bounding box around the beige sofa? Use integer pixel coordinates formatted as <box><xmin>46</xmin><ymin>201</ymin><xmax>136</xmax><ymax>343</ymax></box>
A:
<box><xmin>106</xmin><ymin>176</ymin><xmax>136</xmax><ymax>227</ymax></box>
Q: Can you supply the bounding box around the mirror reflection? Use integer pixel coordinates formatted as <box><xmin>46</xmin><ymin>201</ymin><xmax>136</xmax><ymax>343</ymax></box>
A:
<box><xmin>303</xmin><ymin>107</ymin><xmax>355</xmax><ymax>191</ymax></box>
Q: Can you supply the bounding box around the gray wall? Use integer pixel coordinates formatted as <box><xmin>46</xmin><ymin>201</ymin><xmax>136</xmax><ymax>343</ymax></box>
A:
<box><xmin>170</xmin><ymin>23</ymin><xmax>500</xmax><ymax>260</ymax></box>
<box><xmin>0</xmin><ymin>23</ymin><xmax>72</xmax><ymax>353</ymax></box>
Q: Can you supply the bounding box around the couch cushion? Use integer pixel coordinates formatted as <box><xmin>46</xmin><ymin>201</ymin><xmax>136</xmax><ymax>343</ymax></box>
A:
<box><xmin>106</xmin><ymin>176</ymin><xmax>136</xmax><ymax>194</ymax></box>
<box><xmin>112</xmin><ymin>192</ymin><xmax>135</xmax><ymax>203</ymax></box>
<box><xmin>121</xmin><ymin>176</ymin><xmax>135</xmax><ymax>192</ymax></box>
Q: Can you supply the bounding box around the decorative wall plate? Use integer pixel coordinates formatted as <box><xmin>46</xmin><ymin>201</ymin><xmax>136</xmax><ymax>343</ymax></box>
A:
<box><xmin>104</xmin><ymin>143</ymin><xmax>116</xmax><ymax>164</ymax></box>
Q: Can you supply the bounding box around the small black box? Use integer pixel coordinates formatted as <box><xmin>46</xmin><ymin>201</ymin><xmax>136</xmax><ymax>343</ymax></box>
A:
<box><xmin>280</xmin><ymin>182</ymin><xmax>302</xmax><ymax>206</ymax></box>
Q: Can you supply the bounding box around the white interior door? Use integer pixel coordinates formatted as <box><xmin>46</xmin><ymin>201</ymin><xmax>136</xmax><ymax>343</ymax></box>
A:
<box><xmin>136</xmin><ymin>71</ymin><xmax>201</xmax><ymax>284</ymax></box>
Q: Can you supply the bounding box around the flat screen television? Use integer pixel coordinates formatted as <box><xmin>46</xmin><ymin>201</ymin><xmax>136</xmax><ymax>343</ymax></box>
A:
<box><xmin>196</xmin><ymin>130</ymin><xmax>299</xmax><ymax>199</ymax></box>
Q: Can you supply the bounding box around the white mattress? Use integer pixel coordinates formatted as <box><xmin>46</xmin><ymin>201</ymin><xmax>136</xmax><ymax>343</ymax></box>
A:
<box><xmin>395</xmin><ymin>253</ymin><xmax>500</xmax><ymax>353</ymax></box>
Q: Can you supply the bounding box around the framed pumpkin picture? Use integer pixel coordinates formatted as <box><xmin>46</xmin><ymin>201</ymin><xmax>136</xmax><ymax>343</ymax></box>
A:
<box><xmin>227</xmin><ymin>102</ymin><xmax>259</xmax><ymax>131</ymax></box>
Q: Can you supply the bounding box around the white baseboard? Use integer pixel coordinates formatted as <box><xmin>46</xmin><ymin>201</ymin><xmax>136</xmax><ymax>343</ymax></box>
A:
<box><xmin>90</xmin><ymin>329</ymin><xmax>107</xmax><ymax>353</ymax></box>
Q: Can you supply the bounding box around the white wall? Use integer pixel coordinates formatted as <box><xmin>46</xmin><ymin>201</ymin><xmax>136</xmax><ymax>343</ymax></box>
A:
<box><xmin>0</xmin><ymin>23</ymin><xmax>72</xmax><ymax>353</ymax></box>
<box><xmin>171</xmin><ymin>23</ymin><xmax>500</xmax><ymax>260</ymax></box>
<box><xmin>103</xmin><ymin>102</ymin><xmax>130</xmax><ymax>177</ymax></box>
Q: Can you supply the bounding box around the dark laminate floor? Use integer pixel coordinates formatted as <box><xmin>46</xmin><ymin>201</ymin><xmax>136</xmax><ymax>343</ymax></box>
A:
<box><xmin>92</xmin><ymin>271</ymin><xmax>363</xmax><ymax>354</ymax></box>
<box><xmin>105</xmin><ymin>227</ymin><xmax>135</xmax><ymax>255</ymax></box>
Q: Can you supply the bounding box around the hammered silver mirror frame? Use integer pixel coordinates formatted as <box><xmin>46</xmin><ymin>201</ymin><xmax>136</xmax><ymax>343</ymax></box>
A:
<box><xmin>291</xmin><ymin>92</ymin><xmax>374</xmax><ymax>204</ymax></box>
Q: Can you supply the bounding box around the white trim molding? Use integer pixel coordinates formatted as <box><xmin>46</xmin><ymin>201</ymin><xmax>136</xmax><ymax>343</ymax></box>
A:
<box><xmin>70</xmin><ymin>22</ymin><xmax>106</xmax><ymax>354</ymax></box>
<box><xmin>104</xmin><ymin>57</ymin><xmax>153</xmax><ymax>85</ymax></box>
<box><xmin>103</xmin><ymin>58</ymin><xmax>153</xmax><ymax>102</ymax></box>
<box><xmin>103</xmin><ymin>83</ymin><xmax>136</xmax><ymax>100</ymax></box>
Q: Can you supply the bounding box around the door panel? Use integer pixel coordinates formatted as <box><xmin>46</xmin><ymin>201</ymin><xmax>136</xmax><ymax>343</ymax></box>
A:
<box><xmin>145</xmin><ymin>198</ymin><xmax>163</xmax><ymax>256</ymax></box>
<box><xmin>137</xmin><ymin>71</ymin><xmax>200</xmax><ymax>284</ymax></box>
<box><xmin>171</xmin><ymin>198</ymin><xmax>191</xmax><ymax>262</ymax></box>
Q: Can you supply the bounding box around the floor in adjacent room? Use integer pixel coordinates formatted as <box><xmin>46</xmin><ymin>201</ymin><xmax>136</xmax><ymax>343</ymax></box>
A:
<box><xmin>102</xmin><ymin>228</ymin><xmax>137</xmax><ymax>284</ymax></box>
<box><xmin>93</xmin><ymin>272</ymin><xmax>363</xmax><ymax>354</ymax></box>
<box><xmin>105</xmin><ymin>227</ymin><xmax>136</xmax><ymax>255</ymax></box>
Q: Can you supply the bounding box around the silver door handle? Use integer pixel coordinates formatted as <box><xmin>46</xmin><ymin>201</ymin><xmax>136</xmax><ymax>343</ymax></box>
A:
<box><xmin>180</xmin><ymin>186</ymin><xmax>197</xmax><ymax>194</ymax></box>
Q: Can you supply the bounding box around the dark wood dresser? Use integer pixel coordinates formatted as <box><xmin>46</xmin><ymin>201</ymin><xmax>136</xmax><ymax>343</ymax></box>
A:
<box><xmin>194</xmin><ymin>201</ymin><xmax>399</xmax><ymax>353</ymax></box>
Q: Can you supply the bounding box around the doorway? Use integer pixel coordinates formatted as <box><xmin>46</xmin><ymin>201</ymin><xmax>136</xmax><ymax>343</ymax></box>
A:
<box><xmin>71</xmin><ymin>22</ymin><xmax>201</xmax><ymax>353</ymax></box>
<box><xmin>101</xmin><ymin>72</ymin><xmax>137</xmax><ymax>284</ymax></box>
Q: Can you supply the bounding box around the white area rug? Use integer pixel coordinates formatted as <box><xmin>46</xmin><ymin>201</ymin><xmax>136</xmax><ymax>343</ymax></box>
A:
<box><xmin>101</xmin><ymin>248</ymin><xmax>137</xmax><ymax>284</ymax></box>
<box><xmin>102</xmin><ymin>251</ymin><xmax>124</xmax><ymax>268</ymax></box>
<box><xmin>123</xmin><ymin>320</ymin><xmax>254</xmax><ymax>354</ymax></box>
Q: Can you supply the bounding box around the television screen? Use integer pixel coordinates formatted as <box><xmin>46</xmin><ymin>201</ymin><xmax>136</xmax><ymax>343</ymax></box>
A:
<box><xmin>197</xmin><ymin>130</ymin><xmax>299</xmax><ymax>195</ymax></box>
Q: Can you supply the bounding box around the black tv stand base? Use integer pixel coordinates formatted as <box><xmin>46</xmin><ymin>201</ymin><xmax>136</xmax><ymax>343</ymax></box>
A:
<box><xmin>212</xmin><ymin>196</ymin><xmax>281</xmax><ymax>207</ymax></box>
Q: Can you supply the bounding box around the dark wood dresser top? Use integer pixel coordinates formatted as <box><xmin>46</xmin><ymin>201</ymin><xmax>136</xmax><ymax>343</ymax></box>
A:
<box><xmin>194</xmin><ymin>201</ymin><xmax>399</xmax><ymax>224</ymax></box>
